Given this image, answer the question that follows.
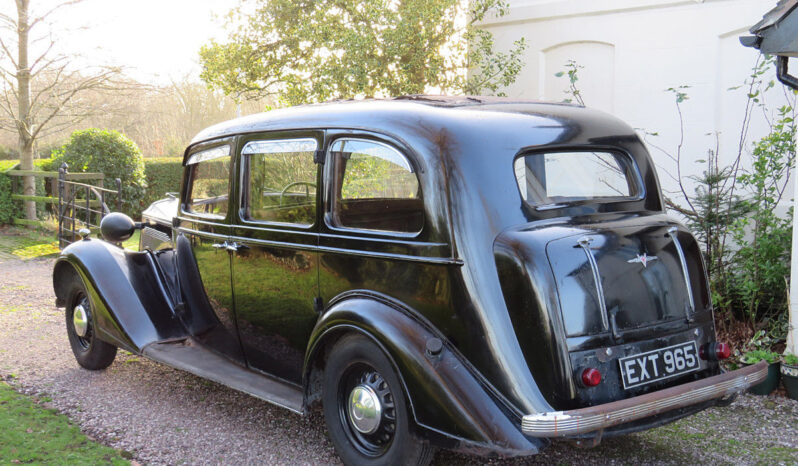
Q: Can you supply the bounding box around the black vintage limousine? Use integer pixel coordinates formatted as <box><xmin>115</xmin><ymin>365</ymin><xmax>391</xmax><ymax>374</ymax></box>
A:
<box><xmin>52</xmin><ymin>96</ymin><xmax>767</xmax><ymax>464</ymax></box>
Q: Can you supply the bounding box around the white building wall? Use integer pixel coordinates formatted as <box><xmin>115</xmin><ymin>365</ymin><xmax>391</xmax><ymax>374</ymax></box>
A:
<box><xmin>480</xmin><ymin>0</ymin><xmax>791</xmax><ymax>206</ymax></box>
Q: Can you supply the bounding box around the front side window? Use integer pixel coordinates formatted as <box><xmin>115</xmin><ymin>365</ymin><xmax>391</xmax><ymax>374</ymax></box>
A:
<box><xmin>242</xmin><ymin>138</ymin><xmax>318</xmax><ymax>226</ymax></box>
<box><xmin>514</xmin><ymin>151</ymin><xmax>639</xmax><ymax>206</ymax></box>
<box><xmin>185</xmin><ymin>145</ymin><xmax>231</xmax><ymax>218</ymax></box>
<box><xmin>329</xmin><ymin>138</ymin><xmax>423</xmax><ymax>234</ymax></box>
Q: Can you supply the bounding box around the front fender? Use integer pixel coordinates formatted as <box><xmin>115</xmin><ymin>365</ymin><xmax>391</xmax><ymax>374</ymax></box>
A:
<box><xmin>304</xmin><ymin>292</ymin><xmax>546</xmax><ymax>457</ymax></box>
<box><xmin>53</xmin><ymin>239</ymin><xmax>185</xmax><ymax>353</ymax></box>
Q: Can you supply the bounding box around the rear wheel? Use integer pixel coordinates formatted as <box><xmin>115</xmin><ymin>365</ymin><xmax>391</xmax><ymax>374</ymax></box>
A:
<box><xmin>64</xmin><ymin>274</ymin><xmax>117</xmax><ymax>370</ymax></box>
<box><xmin>322</xmin><ymin>334</ymin><xmax>434</xmax><ymax>466</ymax></box>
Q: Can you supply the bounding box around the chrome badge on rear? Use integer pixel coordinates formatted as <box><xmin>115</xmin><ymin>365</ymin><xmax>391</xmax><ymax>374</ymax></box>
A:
<box><xmin>627</xmin><ymin>253</ymin><xmax>658</xmax><ymax>268</ymax></box>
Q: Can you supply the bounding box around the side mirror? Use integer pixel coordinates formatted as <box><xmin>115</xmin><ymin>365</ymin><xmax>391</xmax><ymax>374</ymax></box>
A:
<box><xmin>100</xmin><ymin>212</ymin><xmax>136</xmax><ymax>243</ymax></box>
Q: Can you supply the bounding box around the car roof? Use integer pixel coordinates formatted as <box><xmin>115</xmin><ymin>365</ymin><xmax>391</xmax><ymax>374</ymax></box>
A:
<box><xmin>187</xmin><ymin>95</ymin><xmax>617</xmax><ymax>147</ymax></box>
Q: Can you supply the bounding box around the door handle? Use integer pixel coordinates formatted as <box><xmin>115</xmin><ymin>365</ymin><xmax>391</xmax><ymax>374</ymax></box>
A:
<box><xmin>225</xmin><ymin>242</ymin><xmax>249</xmax><ymax>252</ymax></box>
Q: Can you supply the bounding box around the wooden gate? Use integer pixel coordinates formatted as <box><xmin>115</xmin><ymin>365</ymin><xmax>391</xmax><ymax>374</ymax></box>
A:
<box><xmin>56</xmin><ymin>163</ymin><xmax>121</xmax><ymax>249</ymax></box>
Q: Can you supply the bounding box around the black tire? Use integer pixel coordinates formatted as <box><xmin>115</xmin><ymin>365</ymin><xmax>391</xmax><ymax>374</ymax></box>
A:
<box><xmin>64</xmin><ymin>273</ymin><xmax>117</xmax><ymax>370</ymax></box>
<box><xmin>322</xmin><ymin>334</ymin><xmax>434</xmax><ymax>466</ymax></box>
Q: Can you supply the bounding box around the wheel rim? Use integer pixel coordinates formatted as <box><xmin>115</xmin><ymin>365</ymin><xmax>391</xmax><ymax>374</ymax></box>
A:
<box><xmin>338</xmin><ymin>363</ymin><xmax>396</xmax><ymax>457</ymax></box>
<box><xmin>71</xmin><ymin>294</ymin><xmax>92</xmax><ymax>350</ymax></box>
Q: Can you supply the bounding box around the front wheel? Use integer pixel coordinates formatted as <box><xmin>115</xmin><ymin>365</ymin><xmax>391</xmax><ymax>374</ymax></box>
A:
<box><xmin>64</xmin><ymin>273</ymin><xmax>117</xmax><ymax>370</ymax></box>
<box><xmin>322</xmin><ymin>334</ymin><xmax>434</xmax><ymax>466</ymax></box>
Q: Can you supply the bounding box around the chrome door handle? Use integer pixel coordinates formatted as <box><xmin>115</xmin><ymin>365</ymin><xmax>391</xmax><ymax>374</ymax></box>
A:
<box><xmin>225</xmin><ymin>242</ymin><xmax>249</xmax><ymax>252</ymax></box>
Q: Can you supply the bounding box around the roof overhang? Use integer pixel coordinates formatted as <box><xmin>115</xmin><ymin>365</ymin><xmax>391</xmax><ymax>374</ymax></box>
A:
<box><xmin>741</xmin><ymin>0</ymin><xmax>798</xmax><ymax>89</ymax></box>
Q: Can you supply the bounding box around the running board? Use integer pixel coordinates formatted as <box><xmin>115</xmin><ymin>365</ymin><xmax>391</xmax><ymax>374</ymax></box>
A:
<box><xmin>142</xmin><ymin>338</ymin><xmax>304</xmax><ymax>414</ymax></box>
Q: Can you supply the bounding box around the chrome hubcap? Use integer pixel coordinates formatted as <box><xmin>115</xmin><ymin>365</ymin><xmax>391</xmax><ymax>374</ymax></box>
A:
<box><xmin>348</xmin><ymin>384</ymin><xmax>382</xmax><ymax>434</ymax></box>
<box><xmin>73</xmin><ymin>304</ymin><xmax>89</xmax><ymax>337</ymax></box>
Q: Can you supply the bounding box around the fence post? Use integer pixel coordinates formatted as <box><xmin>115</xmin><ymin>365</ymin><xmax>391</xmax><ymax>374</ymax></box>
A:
<box><xmin>70</xmin><ymin>177</ymin><xmax>76</xmax><ymax>244</ymax></box>
<box><xmin>58</xmin><ymin>163</ymin><xmax>67</xmax><ymax>249</ymax></box>
<box><xmin>85</xmin><ymin>185</ymin><xmax>90</xmax><ymax>228</ymax></box>
<box><xmin>115</xmin><ymin>178</ymin><xmax>122</xmax><ymax>212</ymax></box>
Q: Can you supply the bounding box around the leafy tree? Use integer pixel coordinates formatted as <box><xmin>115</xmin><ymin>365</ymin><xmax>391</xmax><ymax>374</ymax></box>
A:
<box><xmin>199</xmin><ymin>0</ymin><xmax>527</xmax><ymax>104</ymax></box>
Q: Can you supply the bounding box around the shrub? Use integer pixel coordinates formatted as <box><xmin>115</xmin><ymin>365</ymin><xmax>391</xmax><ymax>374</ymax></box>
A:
<box><xmin>142</xmin><ymin>157</ymin><xmax>183</xmax><ymax>208</ymax></box>
<box><xmin>50</xmin><ymin>129</ymin><xmax>146</xmax><ymax>216</ymax></box>
<box><xmin>33</xmin><ymin>158</ymin><xmax>54</xmax><ymax>172</ymax></box>
<box><xmin>0</xmin><ymin>161</ymin><xmax>21</xmax><ymax>225</ymax></box>
<box><xmin>739</xmin><ymin>349</ymin><xmax>780</xmax><ymax>365</ymax></box>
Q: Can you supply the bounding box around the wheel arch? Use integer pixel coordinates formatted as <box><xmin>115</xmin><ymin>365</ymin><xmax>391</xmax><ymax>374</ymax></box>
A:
<box><xmin>303</xmin><ymin>292</ymin><xmax>547</xmax><ymax>456</ymax></box>
<box><xmin>52</xmin><ymin>240</ymin><xmax>186</xmax><ymax>353</ymax></box>
<box><xmin>53</xmin><ymin>259</ymin><xmax>80</xmax><ymax>308</ymax></box>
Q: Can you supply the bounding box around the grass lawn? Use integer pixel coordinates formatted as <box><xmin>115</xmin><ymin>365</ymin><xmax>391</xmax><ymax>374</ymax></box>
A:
<box><xmin>0</xmin><ymin>225</ymin><xmax>140</xmax><ymax>260</ymax></box>
<box><xmin>0</xmin><ymin>381</ymin><xmax>130</xmax><ymax>464</ymax></box>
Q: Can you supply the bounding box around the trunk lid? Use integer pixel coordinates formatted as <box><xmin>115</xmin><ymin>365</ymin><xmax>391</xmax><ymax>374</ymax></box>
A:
<box><xmin>545</xmin><ymin>220</ymin><xmax>707</xmax><ymax>340</ymax></box>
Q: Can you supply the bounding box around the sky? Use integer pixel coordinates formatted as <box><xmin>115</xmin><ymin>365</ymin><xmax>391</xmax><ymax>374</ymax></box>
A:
<box><xmin>18</xmin><ymin>0</ymin><xmax>234</xmax><ymax>85</ymax></box>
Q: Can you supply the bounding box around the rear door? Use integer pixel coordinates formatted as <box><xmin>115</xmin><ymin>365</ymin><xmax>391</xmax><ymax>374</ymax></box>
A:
<box><xmin>229</xmin><ymin>132</ymin><xmax>322</xmax><ymax>384</ymax></box>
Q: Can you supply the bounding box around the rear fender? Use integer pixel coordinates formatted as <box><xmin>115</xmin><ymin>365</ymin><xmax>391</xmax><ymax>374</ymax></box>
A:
<box><xmin>53</xmin><ymin>239</ymin><xmax>186</xmax><ymax>353</ymax></box>
<box><xmin>304</xmin><ymin>292</ymin><xmax>546</xmax><ymax>456</ymax></box>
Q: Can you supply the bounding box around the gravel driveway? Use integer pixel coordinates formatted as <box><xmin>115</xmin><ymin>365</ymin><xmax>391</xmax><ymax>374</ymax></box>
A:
<box><xmin>0</xmin><ymin>255</ymin><xmax>796</xmax><ymax>465</ymax></box>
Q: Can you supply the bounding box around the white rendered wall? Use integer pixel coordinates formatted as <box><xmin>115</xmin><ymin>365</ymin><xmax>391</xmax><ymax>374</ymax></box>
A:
<box><xmin>480</xmin><ymin>0</ymin><xmax>791</xmax><ymax>206</ymax></box>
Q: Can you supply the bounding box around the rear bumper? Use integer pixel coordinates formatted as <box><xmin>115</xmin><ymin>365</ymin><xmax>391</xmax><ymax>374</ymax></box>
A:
<box><xmin>522</xmin><ymin>361</ymin><xmax>768</xmax><ymax>437</ymax></box>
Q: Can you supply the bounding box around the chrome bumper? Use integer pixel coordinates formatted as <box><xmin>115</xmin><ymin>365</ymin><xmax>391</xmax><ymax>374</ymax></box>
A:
<box><xmin>522</xmin><ymin>361</ymin><xmax>768</xmax><ymax>437</ymax></box>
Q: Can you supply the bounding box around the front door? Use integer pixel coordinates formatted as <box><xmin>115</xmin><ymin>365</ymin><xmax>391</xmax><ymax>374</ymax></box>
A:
<box><xmin>230</xmin><ymin>133</ymin><xmax>322</xmax><ymax>384</ymax></box>
<box><xmin>177</xmin><ymin>140</ymin><xmax>245</xmax><ymax>365</ymax></box>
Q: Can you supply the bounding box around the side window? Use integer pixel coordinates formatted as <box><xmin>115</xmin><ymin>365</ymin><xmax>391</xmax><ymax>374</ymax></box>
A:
<box><xmin>185</xmin><ymin>145</ymin><xmax>231</xmax><ymax>218</ymax></box>
<box><xmin>329</xmin><ymin>138</ymin><xmax>423</xmax><ymax>234</ymax></box>
<box><xmin>242</xmin><ymin>138</ymin><xmax>318</xmax><ymax>226</ymax></box>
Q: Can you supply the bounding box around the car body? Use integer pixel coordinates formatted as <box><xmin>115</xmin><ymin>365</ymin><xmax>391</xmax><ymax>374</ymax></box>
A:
<box><xmin>52</xmin><ymin>96</ymin><xmax>768</xmax><ymax>463</ymax></box>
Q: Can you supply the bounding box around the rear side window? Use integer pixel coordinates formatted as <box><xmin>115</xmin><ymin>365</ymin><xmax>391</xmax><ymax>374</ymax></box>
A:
<box><xmin>329</xmin><ymin>138</ymin><xmax>423</xmax><ymax>234</ymax></box>
<box><xmin>185</xmin><ymin>145</ymin><xmax>231</xmax><ymax>218</ymax></box>
<box><xmin>242</xmin><ymin>138</ymin><xmax>318</xmax><ymax>226</ymax></box>
<box><xmin>513</xmin><ymin>151</ymin><xmax>639</xmax><ymax>206</ymax></box>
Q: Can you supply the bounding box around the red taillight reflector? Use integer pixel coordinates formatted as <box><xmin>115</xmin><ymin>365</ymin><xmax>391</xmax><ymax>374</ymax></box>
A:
<box><xmin>715</xmin><ymin>343</ymin><xmax>731</xmax><ymax>360</ymax></box>
<box><xmin>581</xmin><ymin>368</ymin><xmax>602</xmax><ymax>387</ymax></box>
<box><xmin>699</xmin><ymin>342</ymin><xmax>731</xmax><ymax>361</ymax></box>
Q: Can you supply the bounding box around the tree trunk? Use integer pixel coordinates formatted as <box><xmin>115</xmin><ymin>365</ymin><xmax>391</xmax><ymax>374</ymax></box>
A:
<box><xmin>16</xmin><ymin>0</ymin><xmax>36</xmax><ymax>222</ymax></box>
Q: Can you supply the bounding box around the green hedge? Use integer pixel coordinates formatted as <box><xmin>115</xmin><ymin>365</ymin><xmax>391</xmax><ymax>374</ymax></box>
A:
<box><xmin>142</xmin><ymin>157</ymin><xmax>183</xmax><ymax>209</ymax></box>
<box><xmin>0</xmin><ymin>161</ymin><xmax>20</xmax><ymax>224</ymax></box>
<box><xmin>140</xmin><ymin>157</ymin><xmax>231</xmax><ymax>213</ymax></box>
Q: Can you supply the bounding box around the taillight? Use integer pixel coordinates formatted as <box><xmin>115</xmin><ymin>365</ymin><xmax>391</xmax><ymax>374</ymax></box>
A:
<box><xmin>699</xmin><ymin>342</ymin><xmax>730</xmax><ymax>361</ymax></box>
<box><xmin>581</xmin><ymin>368</ymin><xmax>602</xmax><ymax>387</ymax></box>
<box><xmin>715</xmin><ymin>343</ymin><xmax>731</xmax><ymax>360</ymax></box>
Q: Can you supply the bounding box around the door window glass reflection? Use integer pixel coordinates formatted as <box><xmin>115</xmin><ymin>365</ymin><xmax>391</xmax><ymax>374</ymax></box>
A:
<box><xmin>243</xmin><ymin>138</ymin><xmax>318</xmax><ymax>226</ymax></box>
<box><xmin>329</xmin><ymin>138</ymin><xmax>423</xmax><ymax>233</ymax></box>
<box><xmin>186</xmin><ymin>145</ymin><xmax>231</xmax><ymax>218</ymax></box>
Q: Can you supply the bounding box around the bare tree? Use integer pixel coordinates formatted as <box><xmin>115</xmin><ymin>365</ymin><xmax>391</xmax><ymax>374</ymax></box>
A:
<box><xmin>0</xmin><ymin>0</ymin><xmax>122</xmax><ymax>221</ymax></box>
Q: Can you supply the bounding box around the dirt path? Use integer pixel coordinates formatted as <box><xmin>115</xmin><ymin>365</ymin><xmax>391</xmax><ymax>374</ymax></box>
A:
<box><xmin>0</xmin><ymin>255</ymin><xmax>796</xmax><ymax>465</ymax></box>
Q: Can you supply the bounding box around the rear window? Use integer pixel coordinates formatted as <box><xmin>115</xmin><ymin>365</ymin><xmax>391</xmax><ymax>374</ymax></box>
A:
<box><xmin>513</xmin><ymin>151</ymin><xmax>639</xmax><ymax>206</ymax></box>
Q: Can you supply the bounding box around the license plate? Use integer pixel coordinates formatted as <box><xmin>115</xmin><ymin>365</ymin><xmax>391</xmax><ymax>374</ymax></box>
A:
<box><xmin>618</xmin><ymin>341</ymin><xmax>700</xmax><ymax>389</ymax></box>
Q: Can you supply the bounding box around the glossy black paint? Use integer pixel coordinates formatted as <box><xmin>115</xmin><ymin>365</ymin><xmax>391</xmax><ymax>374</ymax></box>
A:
<box><xmin>100</xmin><ymin>212</ymin><xmax>136</xmax><ymax>243</ymax></box>
<box><xmin>53</xmin><ymin>241</ymin><xmax>185</xmax><ymax>353</ymax></box>
<box><xmin>53</xmin><ymin>97</ymin><xmax>724</xmax><ymax>456</ymax></box>
<box><xmin>306</xmin><ymin>294</ymin><xmax>547</xmax><ymax>455</ymax></box>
